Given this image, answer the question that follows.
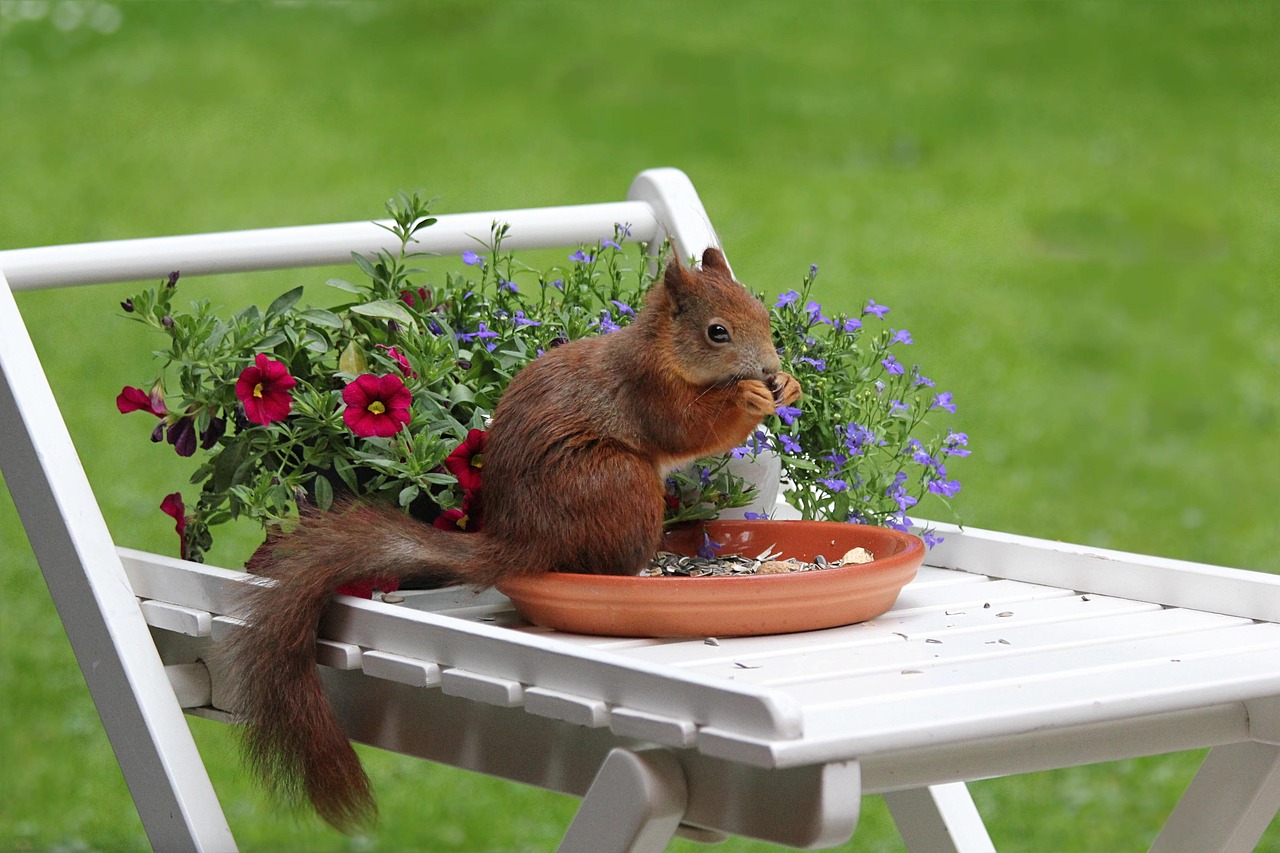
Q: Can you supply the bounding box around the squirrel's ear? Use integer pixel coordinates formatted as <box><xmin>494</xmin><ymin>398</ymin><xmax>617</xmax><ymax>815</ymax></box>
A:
<box><xmin>662</xmin><ymin>253</ymin><xmax>694</xmax><ymax>314</ymax></box>
<box><xmin>701</xmin><ymin>246</ymin><xmax>730</xmax><ymax>274</ymax></box>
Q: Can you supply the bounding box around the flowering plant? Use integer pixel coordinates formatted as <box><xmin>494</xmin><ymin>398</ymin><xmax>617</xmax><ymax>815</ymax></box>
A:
<box><xmin>119</xmin><ymin>194</ymin><xmax>968</xmax><ymax>564</ymax></box>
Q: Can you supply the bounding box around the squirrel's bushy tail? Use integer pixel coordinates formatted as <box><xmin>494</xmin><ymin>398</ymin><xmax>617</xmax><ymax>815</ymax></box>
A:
<box><xmin>223</xmin><ymin>500</ymin><xmax>503</xmax><ymax>832</ymax></box>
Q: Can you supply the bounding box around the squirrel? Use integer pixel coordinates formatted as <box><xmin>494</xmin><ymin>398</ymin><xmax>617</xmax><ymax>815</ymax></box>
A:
<box><xmin>223</xmin><ymin>246</ymin><xmax>803</xmax><ymax>831</ymax></box>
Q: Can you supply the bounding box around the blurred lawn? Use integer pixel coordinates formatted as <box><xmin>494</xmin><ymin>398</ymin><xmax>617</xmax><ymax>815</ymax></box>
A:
<box><xmin>1</xmin><ymin>1</ymin><xmax>1277</xmax><ymax>851</ymax></box>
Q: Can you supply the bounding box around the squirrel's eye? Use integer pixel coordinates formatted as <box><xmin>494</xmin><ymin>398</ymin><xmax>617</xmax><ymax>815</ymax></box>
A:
<box><xmin>707</xmin><ymin>323</ymin><xmax>731</xmax><ymax>344</ymax></box>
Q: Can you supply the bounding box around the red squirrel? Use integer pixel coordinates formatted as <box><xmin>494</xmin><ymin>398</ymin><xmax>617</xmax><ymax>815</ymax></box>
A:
<box><xmin>224</xmin><ymin>247</ymin><xmax>803</xmax><ymax>831</ymax></box>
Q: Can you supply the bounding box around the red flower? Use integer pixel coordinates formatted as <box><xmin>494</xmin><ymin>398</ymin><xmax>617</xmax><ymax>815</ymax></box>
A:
<box><xmin>160</xmin><ymin>492</ymin><xmax>188</xmax><ymax>560</ymax></box>
<box><xmin>444</xmin><ymin>428</ymin><xmax>486</xmax><ymax>492</ymax></box>
<box><xmin>235</xmin><ymin>353</ymin><xmax>297</xmax><ymax>425</ymax></box>
<box><xmin>342</xmin><ymin>373</ymin><xmax>412</xmax><ymax>438</ymax></box>
<box><xmin>375</xmin><ymin>344</ymin><xmax>417</xmax><ymax>378</ymax></box>
<box><xmin>335</xmin><ymin>575</ymin><xmax>401</xmax><ymax>599</ymax></box>
<box><xmin>117</xmin><ymin>385</ymin><xmax>167</xmax><ymax>417</ymax></box>
<box><xmin>399</xmin><ymin>286</ymin><xmax>429</xmax><ymax>308</ymax></box>
<box><xmin>434</xmin><ymin>489</ymin><xmax>482</xmax><ymax>532</ymax></box>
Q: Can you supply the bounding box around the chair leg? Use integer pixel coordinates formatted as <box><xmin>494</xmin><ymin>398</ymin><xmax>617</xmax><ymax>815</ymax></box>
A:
<box><xmin>1149</xmin><ymin>741</ymin><xmax>1280</xmax><ymax>853</ymax></box>
<box><xmin>558</xmin><ymin>747</ymin><xmax>687</xmax><ymax>853</ymax></box>
<box><xmin>884</xmin><ymin>783</ymin><xmax>996</xmax><ymax>853</ymax></box>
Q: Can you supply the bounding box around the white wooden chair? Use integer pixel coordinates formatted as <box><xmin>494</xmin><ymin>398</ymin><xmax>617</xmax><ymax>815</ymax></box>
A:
<box><xmin>3</xmin><ymin>168</ymin><xmax>1279</xmax><ymax>852</ymax></box>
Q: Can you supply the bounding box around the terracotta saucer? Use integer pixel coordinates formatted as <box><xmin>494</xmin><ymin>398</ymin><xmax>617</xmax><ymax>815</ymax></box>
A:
<box><xmin>497</xmin><ymin>520</ymin><xmax>925</xmax><ymax>638</ymax></box>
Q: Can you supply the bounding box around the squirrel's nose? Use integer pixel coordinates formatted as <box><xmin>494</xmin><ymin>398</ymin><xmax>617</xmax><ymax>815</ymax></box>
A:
<box><xmin>760</xmin><ymin>351</ymin><xmax>782</xmax><ymax>378</ymax></box>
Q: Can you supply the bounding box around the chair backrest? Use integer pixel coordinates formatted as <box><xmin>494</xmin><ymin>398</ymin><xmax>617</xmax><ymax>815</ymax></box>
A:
<box><xmin>0</xmin><ymin>167</ymin><xmax>721</xmax><ymax>851</ymax></box>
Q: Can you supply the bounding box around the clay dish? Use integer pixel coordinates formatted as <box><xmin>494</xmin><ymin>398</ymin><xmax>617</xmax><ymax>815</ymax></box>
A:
<box><xmin>497</xmin><ymin>520</ymin><xmax>924</xmax><ymax>638</ymax></box>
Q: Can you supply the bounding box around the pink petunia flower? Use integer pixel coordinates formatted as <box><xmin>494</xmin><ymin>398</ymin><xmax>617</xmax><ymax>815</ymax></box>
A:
<box><xmin>342</xmin><ymin>373</ymin><xmax>411</xmax><ymax>438</ymax></box>
<box><xmin>117</xmin><ymin>385</ymin><xmax>167</xmax><ymax>417</ymax></box>
<box><xmin>160</xmin><ymin>492</ymin><xmax>188</xmax><ymax>560</ymax></box>
<box><xmin>334</xmin><ymin>574</ymin><xmax>401</xmax><ymax>599</ymax></box>
<box><xmin>375</xmin><ymin>344</ymin><xmax>416</xmax><ymax>378</ymax></box>
<box><xmin>433</xmin><ymin>490</ymin><xmax>482</xmax><ymax>532</ymax></box>
<box><xmin>235</xmin><ymin>353</ymin><xmax>297</xmax><ymax>425</ymax></box>
<box><xmin>443</xmin><ymin>428</ymin><xmax>486</xmax><ymax>492</ymax></box>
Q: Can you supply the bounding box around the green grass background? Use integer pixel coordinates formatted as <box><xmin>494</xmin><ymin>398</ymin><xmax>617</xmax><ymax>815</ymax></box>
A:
<box><xmin>1</xmin><ymin>1</ymin><xmax>1277</xmax><ymax>850</ymax></box>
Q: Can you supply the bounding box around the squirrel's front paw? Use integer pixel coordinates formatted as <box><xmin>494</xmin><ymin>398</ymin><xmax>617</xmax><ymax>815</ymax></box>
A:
<box><xmin>739</xmin><ymin>379</ymin><xmax>777</xmax><ymax>418</ymax></box>
<box><xmin>767</xmin><ymin>372</ymin><xmax>802</xmax><ymax>408</ymax></box>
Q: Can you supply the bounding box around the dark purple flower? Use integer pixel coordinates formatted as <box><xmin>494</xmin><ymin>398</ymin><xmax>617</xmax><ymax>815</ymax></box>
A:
<box><xmin>881</xmin><ymin>354</ymin><xmax>906</xmax><ymax>375</ymax></box>
<box><xmin>840</xmin><ymin>317</ymin><xmax>862</xmax><ymax>333</ymax></box>
<box><xmin>697</xmin><ymin>531</ymin><xmax>722</xmax><ymax>560</ymax></box>
<box><xmin>819</xmin><ymin>476</ymin><xmax>848</xmax><ymax>492</ymax></box>
<box><xmin>166</xmin><ymin>416</ymin><xmax>198</xmax><ymax>457</ymax></box>
<box><xmin>498</xmin><ymin>279</ymin><xmax>518</xmax><ymax>293</ymax></box>
<box><xmin>610</xmin><ymin>300</ymin><xmax>635</xmax><ymax>317</ymax></box>
<box><xmin>569</xmin><ymin>249</ymin><xmax>594</xmax><ymax>263</ymax></box>
<box><xmin>511</xmin><ymin>311</ymin><xmax>541</xmax><ymax>327</ymax></box>
<box><xmin>798</xmin><ymin>356</ymin><xmax>827</xmax><ymax>371</ymax></box>
<box><xmin>200</xmin><ymin>416</ymin><xmax>225</xmax><ymax>450</ymax></box>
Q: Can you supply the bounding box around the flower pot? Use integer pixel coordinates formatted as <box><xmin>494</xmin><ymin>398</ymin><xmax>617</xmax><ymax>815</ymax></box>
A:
<box><xmin>497</xmin><ymin>519</ymin><xmax>924</xmax><ymax>638</ymax></box>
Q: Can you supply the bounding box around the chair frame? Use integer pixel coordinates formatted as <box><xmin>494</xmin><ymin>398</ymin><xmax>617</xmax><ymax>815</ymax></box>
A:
<box><xmin>3</xmin><ymin>168</ymin><xmax>1278</xmax><ymax>852</ymax></box>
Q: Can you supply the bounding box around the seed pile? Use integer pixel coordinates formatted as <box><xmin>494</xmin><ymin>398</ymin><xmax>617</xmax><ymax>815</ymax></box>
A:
<box><xmin>642</xmin><ymin>545</ymin><xmax>875</xmax><ymax>578</ymax></box>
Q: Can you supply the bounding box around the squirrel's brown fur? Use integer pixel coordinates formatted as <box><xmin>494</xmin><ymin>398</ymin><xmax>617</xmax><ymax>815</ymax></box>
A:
<box><xmin>223</xmin><ymin>247</ymin><xmax>802</xmax><ymax>831</ymax></box>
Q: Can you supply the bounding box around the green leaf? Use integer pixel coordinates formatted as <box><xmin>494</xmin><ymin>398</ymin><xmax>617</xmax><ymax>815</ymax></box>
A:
<box><xmin>448</xmin><ymin>383</ymin><xmax>476</xmax><ymax>405</ymax></box>
<box><xmin>312</xmin><ymin>475</ymin><xmax>334</xmax><ymax>511</ymax></box>
<box><xmin>299</xmin><ymin>308</ymin><xmax>344</xmax><ymax>329</ymax></box>
<box><xmin>266</xmin><ymin>286</ymin><xmax>304</xmax><ymax>320</ymax></box>
<box><xmin>351</xmin><ymin>252</ymin><xmax>379</xmax><ymax>280</ymax></box>
<box><xmin>325</xmin><ymin>277</ymin><xmax>362</xmax><ymax>294</ymax></box>
<box><xmin>398</xmin><ymin>485</ymin><xmax>420</xmax><ymax>507</ymax></box>
<box><xmin>210</xmin><ymin>441</ymin><xmax>254</xmax><ymax>494</ymax></box>
<box><xmin>349</xmin><ymin>300</ymin><xmax>417</xmax><ymax>327</ymax></box>
<box><xmin>257</xmin><ymin>331</ymin><xmax>287</xmax><ymax>349</ymax></box>
<box><xmin>339</xmin><ymin>340</ymin><xmax>368</xmax><ymax>374</ymax></box>
<box><xmin>233</xmin><ymin>304</ymin><xmax>261</xmax><ymax>326</ymax></box>
<box><xmin>333</xmin><ymin>458</ymin><xmax>360</xmax><ymax>493</ymax></box>
<box><xmin>301</xmin><ymin>329</ymin><xmax>329</xmax><ymax>354</ymax></box>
